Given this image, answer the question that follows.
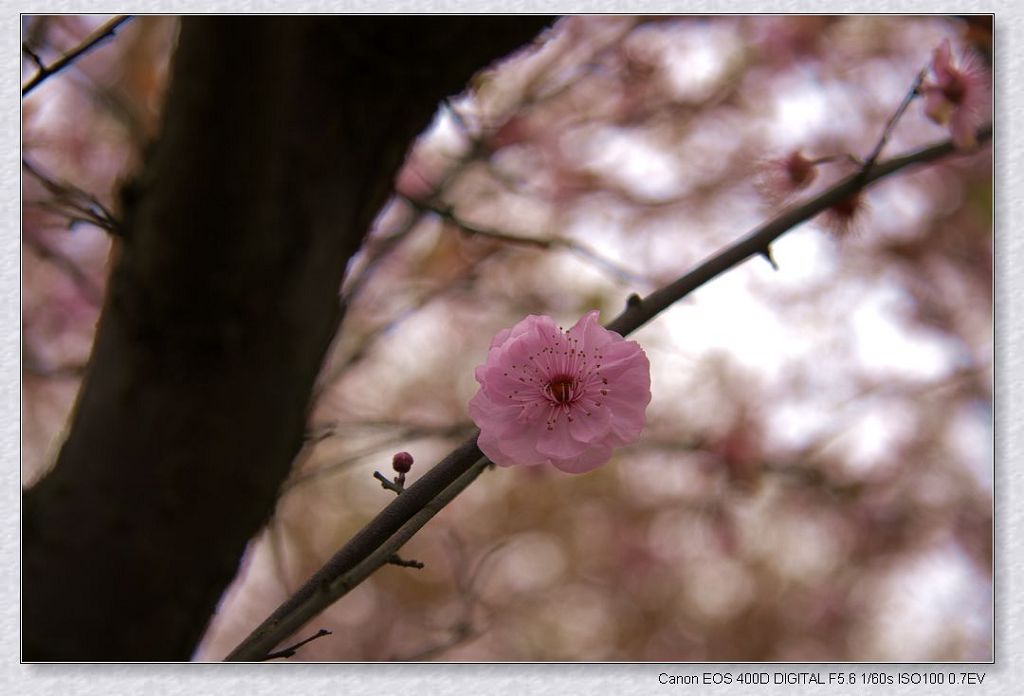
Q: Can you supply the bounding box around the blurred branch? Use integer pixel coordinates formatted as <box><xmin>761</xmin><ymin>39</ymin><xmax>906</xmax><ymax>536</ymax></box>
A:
<box><xmin>862</xmin><ymin>68</ymin><xmax>927</xmax><ymax>173</ymax></box>
<box><xmin>284</xmin><ymin>421</ymin><xmax>474</xmax><ymax>492</ymax></box>
<box><xmin>267</xmin><ymin>514</ymin><xmax>296</xmax><ymax>597</ymax></box>
<box><xmin>26</xmin><ymin>15</ymin><xmax>556</xmax><ymax>661</ymax></box>
<box><xmin>23</xmin><ymin>352</ymin><xmax>88</xmax><ymax>381</ymax></box>
<box><xmin>23</xmin><ymin>234</ymin><xmax>104</xmax><ymax>307</ymax></box>
<box><xmin>340</xmin><ymin>206</ymin><xmax>425</xmax><ymax>307</ymax></box>
<box><xmin>412</xmin><ymin>198</ymin><xmax>651</xmax><ymax>287</ymax></box>
<box><xmin>396</xmin><ymin>621</ymin><xmax>477</xmax><ymax>662</ymax></box>
<box><xmin>22</xmin><ymin>15</ymin><xmax>133</xmax><ymax>96</ymax></box>
<box><xmin>268</xmin><ymin>420</ymin><xmax>468</xmax><ymax>595</ymax></box>
<box><xmin>318</xmin><ymin>247</ymin><xmax>503</xmax><ymax>396</ymax></box>
<box><xmin>340</xmin><ymin>19</ymin><xmax>652</xmax><ymax>311</ymax></box>
<box><xmin>390</xmin><ymin>533</ymin><xmax>505</xmax><ymax>660</ymax></box>
<box><xmin>226</xmin><ymin>446</ymin><xmax>492</xmax><ymax>660</ymax></box>
<box><xmin>306</xmin><ymin>417</ymin><xmax>471</xmax><ymax>440</ymax></box>
<box><xmin>386</xmin><ymin>554</ymin><xmax>425</xmax><ymax>569</ymax></box>
<box><xmin>225</xmin><ymin>125</ymin><xmax>990</xmax><ymax>661</ymax></box>
<box><xmin>23</xmin><ymin>158</ymin><xmax>121</xmax><ymax>236</ymax></box>
<box><xmin>604</xmin><ymin>124</ymin><xmax>991</xmax><ymax>336</ymax></box>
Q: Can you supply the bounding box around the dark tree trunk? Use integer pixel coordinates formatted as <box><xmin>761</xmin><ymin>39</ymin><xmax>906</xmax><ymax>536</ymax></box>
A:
<box><xmin>23</xmin><ymin>16</ymin><xmax>552</xmax><ymax>661</ymax></box>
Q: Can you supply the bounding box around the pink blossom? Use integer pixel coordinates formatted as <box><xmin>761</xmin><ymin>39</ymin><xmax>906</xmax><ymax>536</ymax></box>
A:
<box><xmin>468</xmin><ymin>311</ymin><xmax>651</xmax><ymax>474</ymax></box>
<box><xmin>921</xmin><ymin>39</ymin><xmax>990</xmax><ymax>148</ymax></box>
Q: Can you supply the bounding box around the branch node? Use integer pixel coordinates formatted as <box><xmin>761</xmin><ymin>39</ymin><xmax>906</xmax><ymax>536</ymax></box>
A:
<box><xmin>22</xmin><ymin>16</ymin><xmax>133</xmax><ymax>97</ymax></box>
<box><xmin>759</xmin><ymin>247</ymin><xmax>779</xmax><ymax>271</ymax></box>
<box><xmin>626</xmin><ymin>293</ymin><xmax>643</xmax><ymax>308</ymax></box>
<box><xmin>22</xmin><ymin>43</ymin><xmax>45</xmax><ymax>69</ymax></box>
<box><xmin>861</xmin><ymin>66</ymin><xmax>927</xmax><ymax>175</ymax></box>
<box><xmin>387</xmin><ymin>554</ymin><xmax>425</xmax><ymax>569</ymax></box>
<box><xmin>373</xmin><ymin>470</ymin><xmax>404</xmax><ymax>495</ymax></box>
<box><xmin>260</xmin><ymin>629</ymin><xmax>333</xmax><ymax>661</ymax></box>
<box><xmin>225</xmin><ymin>122</ymin><xmax>990</xmax><ymax>662</ymax></box>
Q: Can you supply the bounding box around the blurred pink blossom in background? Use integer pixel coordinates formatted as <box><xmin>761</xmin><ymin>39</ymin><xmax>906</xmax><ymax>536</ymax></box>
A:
<box><xmin>922</xmin><ymin>39</ymin><xmax>990</xmax><ymax>148</ymax></box>
<box><xmin>755</xmin><ymin>150</ymin><xmax>819</xmax><ymax>206</ymax></box>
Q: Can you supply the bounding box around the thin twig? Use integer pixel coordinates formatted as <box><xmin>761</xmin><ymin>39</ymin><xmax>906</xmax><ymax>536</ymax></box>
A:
<box><xmin>23</xmin><ymin>235</ymin><xmax>104</xmax><ymax>307</ymax></box>
<box><xmin>389</xmin><ymin>536</ymin><xmax>506</xmax><ymax>661</ymax></box>
<box><xmin>226</xmin><ymin>452</ymin><xmax>491</xmax><ymax>661</ymax></box>
<box><xmin>225</xmin><ymin>125</ymin><xmax>990</xmax><ymax>662</ymax></box>
<box><xmin>603</xmin><ymin>125</ymin><xmax>990</xmax><ymax>337</ymax></box>
<box><xmin>386</xmin><ymin>554</ymin><xmax>425</xmax><ymax>569</ymax></box>
<box><xmin>339</xmin><ymin>205</ymin><xmax>425</xmax><ymax>308</ymax></box>
<box><xmin>414</xmin><ymin>198</ymin><xmax>650</xmax><ymax>287</ymax></box>
<box><xmin>394</xmin><ymin>619</ymin><xmax>477</xmax><ymax>662</ymax></box>
<box><xmin>373</xmin><ymin>471</ymin><xmax>405</xmax><ymax>495</ymax></box>
<box><xmin>318</xmin><ymin>247</ymin><xmax>504</xmax><ymax>395</ymax></box>
<box><xmin>283</xmin><ymin>421</ymin><xmax>473</xmax><ymax>492</ymax></box>
<box><xmin>23</xmin><ymin>43</ymin><xmax>45</xmax><ymax>69</ymax></box>
<box><xmin>861</xmin><ymin>68</ymin><xmax>927</xmax><ymax>175</ymax></box>
<box><xmin>810</xmin><ymin>153</ymin><xmax>863</xmax><ymax>167</ymax></box>
<box><xmin>22</xmin><ymin>158</ymin><xmax>121</xmax><ymax>235</ymax></box>
<box><xmin>23</xmin><ymin>359</ymin><xmax>88</xmax><ymax>380</ymax></box>
<box><xmin>259</xmin><ymin>629</ymin><xmax>333</xmax><ymax>661</ymax></box>
<box><xmin>22</xmin><ymin>15</ymin><xmax>132</xmax><ymax>97</ymax></box>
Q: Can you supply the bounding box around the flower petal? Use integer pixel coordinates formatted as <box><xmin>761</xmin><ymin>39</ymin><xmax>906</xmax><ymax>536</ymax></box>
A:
<box><xmin>568</xmin><ymin>401</ymin><xmax>612</xmax><ymax>442</ymax></box>
<box><xmin>567</xmin><ymin>310</ymin><xmax>613</xmax><ymax>350</ymax></box>
<box><xmin>537</xmin><ymin>417</ymin><xmax>590</xmax><ymax>459</ymax></box>
<box><xmin>489</xmin><ymin>327</ymin><xmax>513</xmax><ymax>350</ymax></box>
<box><xmin>479</xmin><ymin>424</ymin><xmax>550</xmax><ymax>468</ymax></box>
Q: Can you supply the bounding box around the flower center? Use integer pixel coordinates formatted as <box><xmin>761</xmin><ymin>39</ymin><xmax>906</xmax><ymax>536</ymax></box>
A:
<box><xmin>943</xmin><ymin>75</ymin><xmax>966</xmax><ymax>104</ymax></box>
<box><xmin>549</xmin><ymin>376</ymin><xmax>575</xmax><ymax>404</ymax></box>
<box><xmin>786</xmin><ymin>152</ymin><xmax>815</xmax><ymax>186</ymax></box>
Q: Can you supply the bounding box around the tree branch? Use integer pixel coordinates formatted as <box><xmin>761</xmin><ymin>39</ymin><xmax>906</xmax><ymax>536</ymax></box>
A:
<box><xmin>23</xmin><ymin>16</ymin><xmax>555</xmax><ymax>661</ymax></box>
<box><xmin>286</xmin><ymin>421</ymin><xmax>473</xmax><ymax>492</ymax></box>
<box><xmin>259</xmin><ymin>628</ymin><xmax>332</xmax><ymax>661</ymax></box>
<box><xmin>861</xmin><ymin>68</ymin><xmax>927</xmax><ymax>173</ymax></box>
<box><xmin>413</xmin><ymin>198</ymin><xmax>651</xmax><ymax>286</ymax></box>
<box><xmin>604</xmin><ymin>124</ymin><xmax>990</xmax><ymax>336</ymax></box>
<box><xmin>23</xmin><ymin>233</ymin><xmax>104</xmax><ymax>307</ymax></box>
<box><xmin>22</xmin><ymin>15</ymin><xmax>133</xmax><ymax>97</ymax></box>
<box><xmin>23</xmin><ymin>158</ymin><xmax>122</xmax><ymax>236</ymax></box>
<box><xmin>226</xmin><ymin>124</ymin><xmax>990</xmax><ymax>661</ymax></box>
<box><xmin>226</xmin><ymin>448</ymin><xmax>491</xmax><ymax>660</ymax></box>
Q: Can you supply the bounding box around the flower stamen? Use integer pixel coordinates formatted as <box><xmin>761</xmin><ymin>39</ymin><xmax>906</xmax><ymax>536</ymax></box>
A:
<box><xmin>549</xmin><ymin>376</ymin><xmax>574</xmax><ymax>404</ymax></box>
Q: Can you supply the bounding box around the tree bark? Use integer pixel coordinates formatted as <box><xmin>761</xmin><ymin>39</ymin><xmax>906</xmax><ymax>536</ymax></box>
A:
<box><xmin>23</xmin><ymin>16</ymin><xmax>552</xmax><ymax>661</ymax></box>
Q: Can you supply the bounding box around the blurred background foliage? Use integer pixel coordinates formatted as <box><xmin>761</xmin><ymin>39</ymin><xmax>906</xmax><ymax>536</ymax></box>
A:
<box><xmin>22</xmin><ymin>15</ymin><xmax>992</xmax><ymax>661</ymax></box>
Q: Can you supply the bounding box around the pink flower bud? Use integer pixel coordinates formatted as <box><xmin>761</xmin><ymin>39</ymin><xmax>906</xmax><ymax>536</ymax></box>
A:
<box><xmin>392</xmin><ymin>451</ymin><xmax>414</xmax><ymax>474</ymax></box>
